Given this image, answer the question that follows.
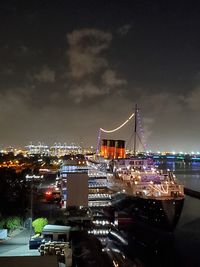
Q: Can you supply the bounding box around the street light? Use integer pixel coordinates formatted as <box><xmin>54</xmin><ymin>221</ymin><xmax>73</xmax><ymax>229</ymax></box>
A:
<box><xmin>30</xmin><ymin>177</ymin><xmax>33</xmax><ymax>234</ymax></box>
<box><xmin>25</xmin><ymin>173</ymin><xmax>34</xmax><ymax>235</ymax></box>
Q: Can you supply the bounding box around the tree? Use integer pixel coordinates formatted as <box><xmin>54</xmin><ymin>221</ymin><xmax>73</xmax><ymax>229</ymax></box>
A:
<box><xmin>32</xmin><ymin>217</ymin><xmax>48</xmax><ymax>234</ymax></box>
<box><xmin>6</xmin><ymin>216</ymin><xmax>21</xmax><ymax>231</ymax></box>
<box><xmin>0</xmin><ymin>167</ymin><xmax>29</xmax><ymax>217</ymax></box>
<box><xmin>0</xmin><ymin>218</ymin><xmax>6</xmax><ymax>229</ymax></box>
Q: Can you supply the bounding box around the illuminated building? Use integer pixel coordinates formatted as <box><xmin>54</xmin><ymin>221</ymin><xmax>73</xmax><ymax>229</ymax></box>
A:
<box><xmin>25</xmin><ymin>143</ymin><xmax>49</xmax><ymax>155</ymax></box>
<box><xmin>60</xmin><ymin>158</ymin><xmax>89</xmax><ymax>202</ymax></box>
<box><xmin>50</xmin><ymin>143</ymin><xmax>81</xmax><ymax>156</ymax></box>
<box><xmin>25</xmin><ymin>142</ymin><xmax>81</xmax><ymax>156</ymax></box>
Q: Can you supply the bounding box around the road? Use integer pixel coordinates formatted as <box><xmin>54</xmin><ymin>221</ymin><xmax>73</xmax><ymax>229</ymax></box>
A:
<box><xmin>0</xmin><ymin>229</ymin><xmax>39</xmax><ymax>256</ymax></box>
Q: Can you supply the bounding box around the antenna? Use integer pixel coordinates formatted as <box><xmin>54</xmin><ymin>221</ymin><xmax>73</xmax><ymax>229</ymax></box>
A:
<box><xmin>133</xmin><ymin>104</ymin><xmax>138</xmax><ymax>156</ymax></box>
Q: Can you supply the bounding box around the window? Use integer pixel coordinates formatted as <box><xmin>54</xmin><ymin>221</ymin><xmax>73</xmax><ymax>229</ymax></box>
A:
<box><xmin>58</xmin><ymin>234</ymin><xmax>67</xmax><ymax>242</ymax></box>
<box><xmin>43</xmin><ymin>234</ymin><xmax>53</xmax><ymax>240</ymax></box>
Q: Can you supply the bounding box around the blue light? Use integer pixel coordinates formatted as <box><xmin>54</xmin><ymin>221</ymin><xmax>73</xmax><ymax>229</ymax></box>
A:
<box><xmin>191</xmin><ymin>157</ymin><xmax>200</xmax><ymax>161</ymax></box>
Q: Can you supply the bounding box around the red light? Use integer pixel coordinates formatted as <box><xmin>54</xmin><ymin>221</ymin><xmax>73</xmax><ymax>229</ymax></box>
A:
<box><xmin>45</xmin><ymin>191</ymin><xmax>52</xmax><ymax>195</ymax></box>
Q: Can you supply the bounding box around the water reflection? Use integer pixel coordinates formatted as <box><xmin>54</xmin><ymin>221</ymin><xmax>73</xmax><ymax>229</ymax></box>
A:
<box><xmin>155</xmin><ymin>161</ymin><xmax>200</xmax><ymax>192</ymax></box>
<box><xmin>125</xmin><ymin>196</ymin><xmax>200</xmax><ymax>267</ymax></box>
<box><xmin>174</xmin><ymin>196</ymin><xmax>200</xmax><ymax>267</ymax></box>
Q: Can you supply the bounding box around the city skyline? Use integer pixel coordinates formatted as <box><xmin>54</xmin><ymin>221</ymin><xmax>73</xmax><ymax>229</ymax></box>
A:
<box><xmin>1</xmin><ymin>141</ymin><xmax>200</xmax><ymax>155</ymax></box>
<box><xmin>1</xmin><ymin>1</ymin><xmax>200</xmax><ymax>151</ymax></box>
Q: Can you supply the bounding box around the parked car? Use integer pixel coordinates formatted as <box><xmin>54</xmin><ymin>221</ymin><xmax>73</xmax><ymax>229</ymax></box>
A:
<box><xmin>29</xmin><ymin>236</ymin><xmax>51</xmax><ymax>249</ymax></box>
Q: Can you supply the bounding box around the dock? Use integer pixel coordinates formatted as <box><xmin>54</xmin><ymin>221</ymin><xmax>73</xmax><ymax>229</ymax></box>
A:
<box><xmin>184</xmin><ymin>187</ymin><xmax>200</xmax><ymax>199</ymax></box>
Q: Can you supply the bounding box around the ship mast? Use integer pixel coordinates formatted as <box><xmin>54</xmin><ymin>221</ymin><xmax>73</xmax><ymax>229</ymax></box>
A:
<box><xmin>133</xmin><ymin>104</ymin><xmax>138</xmax><ymax>156</ymax></box>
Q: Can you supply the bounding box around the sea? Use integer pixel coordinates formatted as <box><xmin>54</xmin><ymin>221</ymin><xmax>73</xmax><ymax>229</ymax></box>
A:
<box><xmin>142</xmin><ymin>161</ymin><xmax>200</xmax><ymax>267</ymax></box>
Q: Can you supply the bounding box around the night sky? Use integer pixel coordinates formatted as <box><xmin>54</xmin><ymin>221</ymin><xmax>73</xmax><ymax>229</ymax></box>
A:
<box><xmin>0</xmin><ymin>0</ymin><xmax>200</xmax><ymax>152</ymax></box>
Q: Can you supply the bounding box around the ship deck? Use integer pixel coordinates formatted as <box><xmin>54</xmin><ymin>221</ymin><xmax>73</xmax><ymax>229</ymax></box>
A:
<box><xmin>107</xmin><ymin>175</ymin><xmax>184</xmax><ymax>201</ymax></box>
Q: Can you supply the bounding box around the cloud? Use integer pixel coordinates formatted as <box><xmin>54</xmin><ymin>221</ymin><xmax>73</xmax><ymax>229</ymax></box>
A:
<box><xmin>0</xmin><ymin>90</ymin><xmax>32</xmax><ymax>144</ymax></box>
<box><xmin>134</xmin><ymin>91</ymin><xmax>196</xmax><ymax>151</ymax></box>
<box><xmin>102</xmin><ymin>70</ymin><xmax>127</xmax><ymax>87</ymax></box>
<box><xmin>117</xmin><ymin>24</ymin><xmax>132</xmax><ymax>36</ymax></box>
<box><xmin>1</xmin><ymin>67</ymin><xmax>13</xmax><ymax>75</ymax></box>
<box><xmin>142</xmin><ymin>117</ymin><xmax>154</xmax><ymax>146</ymax></box>
<box><xmin>69</xmin><ymin>82</ymin><xmax>110</xmax><ymax>103</ymax></box>
<box><xmin>20</xmin><ymin>45</ymin><xmax>29</xmax><ymax>53</ymax></box>
<box><xmin>66</xmin><ymin>28</ymin><xmax>127</xmax><ymax>103</ymax></box>
<box><xmin>0</xmin><ymin>91</ymin><xmax>23</xmax><ymax>116</ymax></box>
<box><xmin>34</xmin><ymin>66</ymin><xmax>55</xmax><ymax>83</ymax></box>
<box><xmin>67</xmin><ymin>28</ymin><xmax>112</xmax><ymax>79</ymax></box>
<box><xmin>185</xmin><ymin>87</ymin><xmax>200</xmax><ymax>111</ymax></box>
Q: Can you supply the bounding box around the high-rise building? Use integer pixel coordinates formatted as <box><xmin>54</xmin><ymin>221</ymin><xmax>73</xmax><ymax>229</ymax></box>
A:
<box><xmin>60</xmin><ymin>158</ymin><xmax>89</xmax><ymax>203</ymax></box>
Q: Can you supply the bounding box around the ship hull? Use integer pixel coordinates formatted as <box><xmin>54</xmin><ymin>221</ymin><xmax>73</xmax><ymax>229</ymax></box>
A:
<box><xmin>112</xmin><ymin>194</ymin><xmax>184</xmax><ymax>232</ymax></box>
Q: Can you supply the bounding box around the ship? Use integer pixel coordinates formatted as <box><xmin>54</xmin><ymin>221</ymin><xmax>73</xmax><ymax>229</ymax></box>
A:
<box><xmin>106</xmin><ymin>105</ymin><xmax>184</xmax><ymax>232</ymax></box>
<box><xmin>110</xmin><ymin>157</ymin><xmax>184</xmax><ymax>232</ymax></box>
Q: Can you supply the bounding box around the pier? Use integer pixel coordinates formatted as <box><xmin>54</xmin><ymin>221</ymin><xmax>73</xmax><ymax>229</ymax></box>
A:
<box><xmin>184</xmin><ymin>187</ymin><xmax>200</xmax><ymax>199</ymax></box>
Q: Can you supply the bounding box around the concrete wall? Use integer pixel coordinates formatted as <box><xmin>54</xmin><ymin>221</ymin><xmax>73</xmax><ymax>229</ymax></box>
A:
<box><xmin>0</xmin><ymin>256</ymin><xmax>58</xmax><ymax>267</ymax></box>
<box><xmin>0</xmin><ymin>229</ymin><xmax>7</xmax><ymax>239</ymax></box>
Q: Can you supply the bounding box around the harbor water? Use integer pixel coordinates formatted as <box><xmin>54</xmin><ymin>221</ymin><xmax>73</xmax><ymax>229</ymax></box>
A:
<box><xmin>139</xmin><ymin>161</ymin><xmax>200</xmax><ymax>266</ymax></box>
<box><xmin>174</xmin><ymin>162</ymin><xmax>200</xmax><ymax>266</ymax></box>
